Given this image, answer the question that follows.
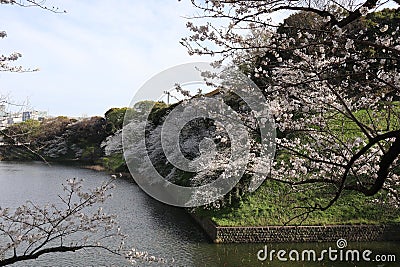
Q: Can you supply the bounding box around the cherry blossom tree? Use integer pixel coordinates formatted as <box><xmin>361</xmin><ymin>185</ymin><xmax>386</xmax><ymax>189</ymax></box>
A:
<box><xmin>0</xmin><ymin>176</ymin><xmax>171</xmax><ymax>266</ymax></box>
<box><xmin>182</xmin><ymin>0</ymin><xmax>400</xmax><ymax>214</ymax></box>
<box><xmin>1</xmin><ymin>0</ymin><xmax>66</xmax><ymax>73</ymax></box>
<box><xmin>0</xmin><ymin>177</ymin><xmax>125</xmax><ymax>266</ymax></box>
<box><xmin>0</xmin><ymin>26</ymin><xmax>25</xmax><ymax>73</ymax></box>
<box><xmin>0</xmin><ymin>0</ymin><xmax>65</xmax><ymax>13</ymax></box>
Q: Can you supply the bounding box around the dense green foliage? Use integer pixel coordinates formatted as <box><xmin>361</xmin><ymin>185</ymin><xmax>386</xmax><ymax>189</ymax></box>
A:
<box><xmin>101</xmin><ymin>153</ymin><xmax>127</xmax><ymax>173</ymax></box>
<box><xmin>105</xmin><ymin>107</ymin><xmax>128</xmax><ymax>134</ymax></box>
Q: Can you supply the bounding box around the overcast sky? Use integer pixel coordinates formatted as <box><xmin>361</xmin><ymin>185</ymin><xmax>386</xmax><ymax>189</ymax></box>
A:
<box><xmin>0</xmin><ymin>0</ymin><xmax>208</xmax><ymax>117</ymax></box>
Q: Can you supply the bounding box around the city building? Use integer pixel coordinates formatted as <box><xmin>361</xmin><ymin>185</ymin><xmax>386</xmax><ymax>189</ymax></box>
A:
<box><xmin>0</xmin><ymin>109</ymin><xmax>48</xmax><ymax>129</ymax></box>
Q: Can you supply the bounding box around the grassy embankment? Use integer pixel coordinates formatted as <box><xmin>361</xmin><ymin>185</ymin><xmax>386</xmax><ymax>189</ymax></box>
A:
<box><xmin>195</xmin><ymin>102</ymin><xmax>400</xmax><ymax>226</ymax></box>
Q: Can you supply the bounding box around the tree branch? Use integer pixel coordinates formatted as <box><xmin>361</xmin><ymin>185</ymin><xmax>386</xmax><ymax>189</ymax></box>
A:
<box><xmin>0</xmin><ymin>245</ymin><xmax>118</xmax><ymax>266</ymax></box>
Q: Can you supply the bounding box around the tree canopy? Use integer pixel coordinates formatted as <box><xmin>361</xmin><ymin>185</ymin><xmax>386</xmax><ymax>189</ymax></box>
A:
<box><xmin>182</xmin><ymin>0</ymin><xmax>400</xmax><ymax>215</ymax></box>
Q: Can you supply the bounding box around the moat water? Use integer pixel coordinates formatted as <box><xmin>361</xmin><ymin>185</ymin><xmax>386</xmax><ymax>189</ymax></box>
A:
<box><xmin>0</xmin><ymin>161</ymin><xmax>398</xmax><ymax>266</ymax></box>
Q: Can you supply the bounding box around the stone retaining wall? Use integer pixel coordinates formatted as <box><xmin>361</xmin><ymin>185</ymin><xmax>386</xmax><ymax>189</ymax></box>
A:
<box><xmin>191</xmin><ymin>215</ymin><xmax>400</xmax><ymax>243</ymax></box>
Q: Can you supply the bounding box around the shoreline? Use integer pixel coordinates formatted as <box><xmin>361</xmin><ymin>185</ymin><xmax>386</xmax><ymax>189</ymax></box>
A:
<box><xmin>82</xmin><ymin>164</ymin><xmax>107</xmax><ymax>172</ymax></box>
<box><xmin>0</xmin><ymin>158</ymin><xmax>132</xmax><ymax>179</ymax></box>
<box><xmin>81</xmin><ymin>164</ymin><xmax>132</xmax><ymax>179</ymax></box>
<box><xmin>191</xmin><ymin>214</ymin><xmax>400</xmax><ymax>243</ymax></box>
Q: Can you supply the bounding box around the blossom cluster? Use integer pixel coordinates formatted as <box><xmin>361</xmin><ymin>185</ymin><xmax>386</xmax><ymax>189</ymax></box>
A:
<box><xmin>0</xmin><ymin>177</ymin><xmax>127</xmax><ymax>264</ymax></box>
<box><xmin>182</xmin><ymin>0</ymin><xmax>400</xmax><ymax>210</ymax></box>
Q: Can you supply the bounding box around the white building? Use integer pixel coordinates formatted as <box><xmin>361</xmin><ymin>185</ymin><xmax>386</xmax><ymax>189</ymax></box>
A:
<box><xmin>0</xmin><ymin>109</ymin><xmax>48</xmax><ymax>129</ymax></box>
